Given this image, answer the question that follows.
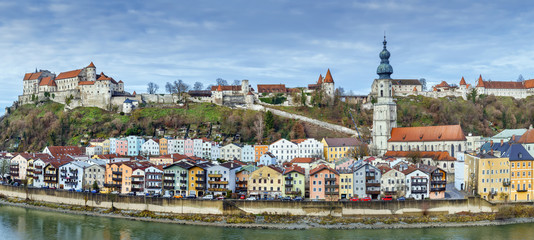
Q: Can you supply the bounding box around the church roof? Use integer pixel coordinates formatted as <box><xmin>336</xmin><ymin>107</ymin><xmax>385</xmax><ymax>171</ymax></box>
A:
<box><xmin>384</xmin><ymin>151</ymin><xmax>456</xmax><ymax>161</ymax></box>
<box><xmin>56</xmin><ymin>69</ymin><xmax>82</xmax><ymax>80</ymax></box>
<box><xmin>388</xmin><ymin>125</ymin><xmax>466</xmax><ymax>142</ymax></box>
<box><xmin>376</xmin><ymin>36</ymin><xmax>393</xmax><ymax>79</ymax></box>
<box><xmin>87</xmin><ymin>62</ymin><xmax>96</xmax><ymax>68</ymax></box>
<box><xmin>257</xmin><ymin>84</ymin><xmax>286</xmax><ymax>93</ymax></box>
<box><xmin>317</xmin><ymin>74</ymin><xmax>323</xmax><ymax>84</ymax></box>
<box><xmin>436</xmin><ymin>81</ymin><xmax>450</xmax><ymax>88</ymax></box>
<box><xmin>23</xmin><ymin>72</ymin><xmax>43</xmax><ymax>81</ymax></box>
<box><xmin>323</xmin><ymin>69</ymin><xmax>334</xmax><ymax>83</ymax></box>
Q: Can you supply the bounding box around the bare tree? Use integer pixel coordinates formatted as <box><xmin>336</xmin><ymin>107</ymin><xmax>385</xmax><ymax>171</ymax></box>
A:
<box><xmin>173</xmin><ymin>79</ymin><xmax>190</xmax><ymax>103</ymax></box>
<box><xmin>233</xmin><ymin>79</ymin><xmax>241</xmax><ymax>86</ymax></box>
<box><xmin>193</xmin><ymin>82</ymin><xmax>203</xmax><ymax>91</ymax></box>
<box><xmin>165</xmin><ymin>82</ymin><xmax>174</xmax><ymax>94</ymax></box>
<box><xmin>253</xmin><ymin>114</ymin><xmax>264</xmax><ymax>144</ymax></box>
<box><xmin>147</xmin><ymin>82</ymin><xmax>159</xmax><ymax>94</ymax></box>
<box><xmin>347</xmin><ymin>142</ymin><xmax>369</xmax><ymax>160</ymax></box>
<box><xmin>216</xmin><ymin>78</ymin><xmax>228</xmax><ymax>86</ymax></box>
<box><xmin>205</xmin><ymin>84</ymin><xmax>214</xmax><ymax>90</ymax></box>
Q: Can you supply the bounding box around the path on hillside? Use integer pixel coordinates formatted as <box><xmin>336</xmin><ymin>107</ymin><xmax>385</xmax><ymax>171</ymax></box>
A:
<box><xmin>246</xmin><ymin>104</ymin><xmax>359</xmax><ymax>137</ymax></box>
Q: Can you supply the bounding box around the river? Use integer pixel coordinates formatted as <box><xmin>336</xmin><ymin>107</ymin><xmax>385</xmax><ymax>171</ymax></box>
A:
<box><xmin>1</xmin><ymin>205</ymin><xmax>533</xmax><ymax>240</ymax></box>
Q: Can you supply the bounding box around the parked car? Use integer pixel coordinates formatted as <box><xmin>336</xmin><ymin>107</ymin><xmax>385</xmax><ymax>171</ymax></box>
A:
<box><xmin>216</xmin><ymin>196</ymin><xmax>225</xmax><ymax>200</ymax></box>
<box><xmin>163</xmin><ymin>193</ymin><xmax>172</xmax><ymax>198</ymax></box>
<box><xmin>397</xmin><ymin>197</ymin><xmax>406</xmax><ymax>201</ymax></box>
<box><xmin>153</xmin><ymin>193</ymin><xmax>161</xmax><ymax>198</ymax></box>
<box><xmin>91</xmin><ymin>190</ymin><xmax>99</xmax><ymax>194</ymax></box>
<box><xmin>361</xmin><ymin>197</ymin><xmax>372</xmax><ymax>201</ymax></box>
<box><xmin>246</xmin><ymin>196</ymin><xmax>256</xmax><ymax>201</ymax></box>
<box><xmin>293</xmin><ymin>196</ymin><xmax>303</xmax><ymax>201</ymax></box>
<box><xmin>110</xmin><ymin>191</ymin><xmax>120</xmax><ymax>195</ymax></box>
<box><xmin>185</xmin><ymin>194</ymin><xmax>197</xmax><ymax>199</ymax></box>
<box><xmin>12</xmin><ymin>182</ymin><xmax>19</xmax><ymax>187</ymax></box>
<box><xmin>202</xmin><ymin>195</ymin><xmax>214</xmax><ymax>200</ymax></box>
<box><xmin>382</xmin><ymin>195</ymin><xmax>393</xmax><ymax>201</ymax></box>
<box><xmin>282</xmin><ymin>196</ymin><xmax>292</xmax><ymax>201</ymax></box>
<box><xmin>100</xmin><ymin>189</ymin><xmax>110</xmax><ymax>194</ymax></box>
<box><xmin>173</xmin><ymin>195</ymin><xmax>183</xmax><ymax>199</ymax></box>
<box><xmin>350</xmin><ymin>197</ymin><xmax>360</xmax><ymax>202</ymax></box>
<box><xmin>127</xmin><ymin>192</ymin><xmax>135</xmax><ymax>196</ymax></box>
<box><xmin>239</xmin><ymin>195</ymin><xmax>246</xmax><ymax>200</ymax></box>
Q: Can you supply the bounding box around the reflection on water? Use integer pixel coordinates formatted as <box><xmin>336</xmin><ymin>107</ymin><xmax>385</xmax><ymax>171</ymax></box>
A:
<box><xmin>1</xmin><ymin>205</ymin><xmax>534</xmax><ymax>240</ymax></box>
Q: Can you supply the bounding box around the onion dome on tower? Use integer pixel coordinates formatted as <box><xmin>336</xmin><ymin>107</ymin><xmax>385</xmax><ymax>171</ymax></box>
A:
<box><xmin>377</xmin><ymin>36</ymin><xmax>393</xmax><ymax>79</ymax></box>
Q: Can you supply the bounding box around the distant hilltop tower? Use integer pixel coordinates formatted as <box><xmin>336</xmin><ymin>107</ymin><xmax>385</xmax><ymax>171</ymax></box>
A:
<box><xmin>372</xmin><ymin>36</ymin><xmax>397</xmax><ymax>156</ymax></box>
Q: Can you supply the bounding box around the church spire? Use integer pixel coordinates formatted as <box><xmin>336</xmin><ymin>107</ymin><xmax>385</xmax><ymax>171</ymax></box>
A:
<box><xmin>377</xmin><ymin>35</ymin><xmax>393</xmax><ymax>79</ymax></box>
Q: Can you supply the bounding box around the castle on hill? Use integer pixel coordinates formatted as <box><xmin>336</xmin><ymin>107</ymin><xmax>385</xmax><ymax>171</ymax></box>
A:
<box><xmin>19</xmin><ymin>62</ymin><xmax>140</xmax><ymax>111</ymax></box>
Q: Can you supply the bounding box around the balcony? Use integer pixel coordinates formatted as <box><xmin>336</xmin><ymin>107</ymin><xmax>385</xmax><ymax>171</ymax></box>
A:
<box><xmin>384</xmin><ymin>190</ymin><xmax>397</xmax><ymax>195</ymax></box>
<box><xmin>165</xmin><ymin>173</ymin><xmax>175</xmax><ymax>177</ymax></box>
<box><xmin>285</xmin><ymin>183</ymin><xmax>293</xmax><ymax>188</ymax></box>
<box><xmin>131</xmin><ymin>187</ymin><xmax>143</xmax><ymax>192</ymax></box>
<box><xmin>236</xmin><ymin>180</ymin><xmax>247</xmax><ymax>184</ymax></box>
<box><xmin>285</xmin><ymin>176</ymin><xmax>293</xmax><ymax>181</ymax></box>
<box><xmin>180</xmin><ymin>180</ymin><xmax>187</xmax><ymax>184</ymax></box>
<box><xmin>325</xmin><ymin>177</ymin><xmax>336</xmax><ymax>181</ymax></box>
<box><xmin>35</xmin><ymin>166</ymin><xmax>43</xmax><ymax>169</ymax></box>
<box><xmin>180</xmin><ymin>186</ymin><xmax>187</xmax><ymax>190</ymax></box>
<box><xmin>44</xmin><ymin>179</ymin><xmax>56</xmax><ymax>183</ymax></box>
<box><xmin>412</xmin><ymin>181</ymin><xmax>428</xmax><ymax>186</ymax></box>
<box><xmin>112</xmin><ymin>177</ymin><xmax>122</xmax><ymax>182</ymax></box>
<box><xmin>285</xmin><ymin>191</ymin><xmax>300</xmax><ymax>195</ymax></box>
<box><xmin>208</xmin><ymin>188</ymin><xmax>227</xmax><ymax>192</ymax></box>
<box><xmin>208</xmin><ymin>174</ymin><xmax>222</xmax><ymax>178</ymax></box>
<box><xmin>236</xmin><ymin>187</ymin><xmax>247</xmax><ymax>192</ymax></box>
<box><xmin>412</xmin><ymin>189</ymin><xmax>427</xmax><ymax>194</ymax></box>
<box><xmin>44</xmin><ymin>173</ymin><xmax>56</xmax><ymax>178</ymax></box>
<box><xmin>503</xmin><ymin>181</ymin><xmax>511</xmax><ymax>187</ymax></box>
<box><xmin>164</xmin><ymin>185</ymin><xmax>174</xmax><ymax>190</ymax></box>
<box><xmin>325</xmin><ymin>191</ymin><xmax>339</xmax><ymax>195</ymax></box>
<box><xmin>131</xmin><ymin>180</ymin><xmax>144</xmax><ymax>184</ymax></box>
<box><xmin>112</xmin><ymin>171</ymin><xmax>122</xmax><ymax>175</ymax></box>
<box><xmin>180</xmin><ymin>173</ymin><xmax>187</xmax><ymax>177</ymax></box>
<box><xmin>195</xmin><ymin>180</ymin><xmax>205</xmax><ymax>184</ymax></box>
<box><xmin>431</xmin><ymin>187</ymin><xmax>446</xmax><ymax>192</ymax></box>
<box><xmin>131</xmin><ymin>175</ymin><xmax>144</xmax><ymax>178</ymax></box>
<box><xmin>196</xmin><ymin>173</ymin><xmax>205</xmax><ymax>177</ymax></box>
<box><xmin>164</xmin><ymin>179</ymin><xmax>174</xmax><ymax>183</ymax></box>
<box><xmin>366</xmin><ymin>182</ymin><xmax>380</xmax><ymax>187</ymax></box>
<box><xmin>147</xmin><ymin>185</ymin><xmax>161</xmax><ymax>189</ymax></box>
<box><xmin>517</xmin><ymin>189</ymin><xmax>528</xmax><ymax>192</ymax></box>
<box><xmin>34</xmin><ymin>170</ymin><xmax>42</xmax><ymax>174</ymax></box>
<box><xmin>104</xmin><ymin>183</ymin><xmax>121</xmax><ymax>188</ymax></box>
<box><xmin>432</xmin><ymin>180</ymin><xmax>447</xmax><ymax>185</ymax></box>
<box><xmin>326</xmin><ymin>184</ymin><xmax>340</xmax><ymax>188</ymax></box>
<box><xmin>146</xmin><ymin>178</ymin><xmax>162</xmax><ymax>182</ymax></box>
<box><xmin>195</xmin><ymin>186</ymin><xmax>206</xmax><ymax>190</ymax></box>
<box><xmin>208</xmin><ymin>180</ymin><xmax>228</xmax><ymax>185</ymax></box>
<box><xmin>366</xmin><ymin>190</ymin><xmax>380</xmax><ymax>195</ymax></box>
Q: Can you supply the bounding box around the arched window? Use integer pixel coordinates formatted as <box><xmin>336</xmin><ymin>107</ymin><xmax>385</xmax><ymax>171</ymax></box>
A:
<box><xmin>380</xmin><ymin>90</ymin><xmax>383</xmax><ymax>97</ymax></box>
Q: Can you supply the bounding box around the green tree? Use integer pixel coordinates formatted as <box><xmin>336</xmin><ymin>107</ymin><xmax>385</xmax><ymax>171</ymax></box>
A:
<box><xmin>265</xmin><ymin>111</ymin><xmax>274</xmax><ymax>131</ymax></box>
<box><xmin>468</xmin><ymin>88</ymin><xmax>478</xmax><ymax>104</ymax></box>
<box><xmin>92</xmin><ymin>181</ymin><xmax>100</xmax><ymax>191</ymax></box>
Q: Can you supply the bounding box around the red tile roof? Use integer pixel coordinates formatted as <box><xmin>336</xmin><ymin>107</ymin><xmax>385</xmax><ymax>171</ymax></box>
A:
<box><xmin>78</xmin><ymin>81</ymin><xmax>95</xmax><ymax>85</ymax></box>
<box><xmin>317</xmin><ymin>74</ymin><xmax>323</xmax><ymax>84</ymax></box>
<box><xmin>290</xmin><ymin>139</ymin><xmax>307</xmax><ymax>144</ymax></box>
<box><xmin>290</xmin><ymin>157</ymin><xmax>315</xmax><ymax>164</ymax></box>
<box><xmin>459</xmin><ymin>77</ymin><xmax>466</xmax><ymax>86</ymax></box>
<box><xmin>46</xmin><ymin>146</ymin><xmax>84</xmax><ymax>157</ymax></box>
<box><xmin>310</xmin><ymin>164</ymin><xmax>338</xmax><ymax>175</ymax></box>
<box><xmin>284</xmin><ymin>165</ymin><xmax>305</xmax><ymax>175</ymax></box>
<box><xmin>38</xmin><ymin>77</ymin><xmax>56</xmax><ymax>87</ymax></box>
<box><xmin>388</xmin><ymin>125</ymin><xmax>466</xmax><ymax>142</ymax></box>
<box><xmin>23</xmin><ymin>72</ymin><xmax>43</xmax><ymax>81</ymax></box>
<box><xmin>56</xmin><ymin>69</ymin><xmax>82</xmax><ymax>80</ymax></box>
<box><xmin>87</xmin><ymin>62</ymin><xmax>96</xmax><ymax>68</ymax></box>
<box><xmin>435</xmin><ymin>81</ymin><xmax>450</xmax><ymax>88</ymax></box>
<box><xmin>323</xmin><ymin>69</ymin><xmax>334</xmax><ymax>83</ymax></box>
<box><xmin>479</xmin><ymin>80</ymin><xmax>524</xmax><ymax>89</ymax></box>
<box><xmin>384</xmin><ymin>151</ymin><xmax>456</xmax><ymax>161</ymax></box>
<box><xmin>518</xmin><ymin>129</ymin><xmax>534</xmax><ymax>144</ymax></box>
<box><xmin>524</xmin><ymin>79</ymin><xmax>534</xmax><ymax>89</ymax></box>
<box><xmin>257</xmin><ymin>84</ymin><xmax>286</xmax><ymax>93</ymax></box>
<box><xmin>211</xmin><ymin>85</ymin><xmax>242</xmax><ymax>91</ymax></box>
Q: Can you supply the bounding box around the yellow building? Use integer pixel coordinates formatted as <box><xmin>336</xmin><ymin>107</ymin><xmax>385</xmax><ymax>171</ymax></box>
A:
<box><xmin>506</xmin><ymin>144</ymin><xmax>534</xmax><ymax>202</ymax></box>
<box><xmin>159</xmin><ymin>138</ymin><xmax>169</xmax><ymax>155</ymax></box>
<box><xmin>189</xmin><ymin>164</ymin><xmax>210</xmax><ymax>197</ymax></box>
<box><xmin>248</xmin><ymin>166</ymin><xmax>284</xmax><ymax>199</ymax></box>
<box><xmin>89</xmin><ymin>139</ymin><xmax>110</xmax><ymax>154</ymax></box>
<box><xmin>321</xmin><ymin>138</ymin><xmax>361</xmax><ymax>162</ymax></box>
<box><xmin>339</xmin><ymin>172</ymin><xmax>353</xmax><ymax>199</ymax></box>
<box><xmin>477</xmin><ymin>156</ymin><xmax>510</xmax><ymax>201</ymax></box>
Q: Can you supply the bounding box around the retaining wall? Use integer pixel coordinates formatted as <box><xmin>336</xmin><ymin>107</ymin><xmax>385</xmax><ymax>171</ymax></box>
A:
<box><xmin>0</xmin><ymin>185</ymin><xmax>496</xmax><ymax>216</ymax></box>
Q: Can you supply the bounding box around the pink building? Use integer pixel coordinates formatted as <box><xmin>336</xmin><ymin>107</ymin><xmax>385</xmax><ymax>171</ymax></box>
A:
<box><xmin>116</xmin><ymin>139</ymin><xmax>128</xmax><ymax>156</ymax></box>
<box><xmin>309</xmin><ymin>164</ymin><xmax>339</xmax><ymax>201</ymax></box>
<box><xmin>184</xmin><ymin>139</ymin><xmax>194</xmax><ymax>157</ymax></box>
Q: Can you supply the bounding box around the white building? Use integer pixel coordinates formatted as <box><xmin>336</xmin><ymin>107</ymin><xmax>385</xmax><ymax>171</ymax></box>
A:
<box><xmin>86</xmin><ymin>145</ymin><xmax>103</xmax><ymax>156</ymax></box>
<box><xmin>352</xmin><ymin>163</ymin><xmax>381</xmax><ymax>199</ymax></box>
<box><xmin>122</xmin><ymin>98</ymin><xmax>139</xmax><ymax>114</ymax></box>
<box><xmin>84</xmin><ymin>164</ymin><xmax>105</xmax><ymax>190</ymax></box>
<box><xmin>193</xmin><ymin>139</ymin><xmax>204</xmax><ymax>157</ymax></box>
<box><xmin>211</xmin><ymin>143</ymin><xmax>221</xmax><ymax>160</ymax></box>
<box><xmin>202</xmin><ymin>141</ymin><xmax>213</xmax><ymax>159</ymax></box>
<box><xmin>58</xmin><ymin>161</ymin><xmax>91</xmax><ymax>191</ymax></box>
<box><xmin>259</xmin><ymin>152</ymin><xmax>278</xmax><ymax>166</ymax></box>
<box><xmin>127</xmin><ymin>136</ymin><xmax>145</xmax><ymax>156</ymax></box>
<box><xmin>269</xmin><ymin>138</ymin><xmax>298</xmax><ymax>163</ymax></box>
<box><xmin>31</xmin><ymin>159</ymin><xmax>47</xmax><ymax>188</ymax></box>
<box><xmin>109</xmin><ymin>138</ymin><xmax>117</xmax><ymax>154</ymax></box>
<box><xmin>404</xmin><ymin>168</ymin><xmax>430</xmax><ymax>200</ymax></box>
<box><xmin>241</xmin><ymin>145</ymin><xmax>255</xmax><ymax>163</ymax></box>
<box><xmin>145</xmin><ymin>166</ymin><xmax>162</xmax><ymax>194</ymax></box>
<box><xmin>293</xmin><ymin>138</ymin><xmax>324</xmax><ymax>158</ymax></box>
<box><xmin>220</xmin><ymin>143</ymin><xmax>242</xmax><ymax>161</ymax></box>
<box><xmin>167</xmin><ymin>139</ymin><xmax>183</xmax><ymax>155</ymax></box>
<box><xmin>206</xmin><ymin>162</ymin><xmax>240</xmax><ymax>196</ymax></box>
<box><xmin>141</xmin><ymin>139</ymin><xmax>160</xmax><ymax>156</ymax></box>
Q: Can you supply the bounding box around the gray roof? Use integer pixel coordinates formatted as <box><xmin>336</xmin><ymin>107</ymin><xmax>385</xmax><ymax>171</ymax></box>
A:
<box><xmin>503</xmin><ymin>144</ymin><xmax>534</xmax><ymax>161</ymax></box>
<box><xmin>492</xmin><ymin>129</ymin><xmax>527</xmax><ymax>140</ymax></box>
<box><xmin>323</xmin><ymin>138</ymin><xmax>361</xmax><ymax>147</ymax></box>
<box><xmin>392</xmin><ymin>79</ymin><xmax>422</xmax><ymax>86</ymax></box>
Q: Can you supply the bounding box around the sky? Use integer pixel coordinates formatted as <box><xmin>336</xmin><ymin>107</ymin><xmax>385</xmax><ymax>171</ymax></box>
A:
<box><xmin>2</xmin><ymin>0</ymin><xmax>534</xmax><ymax>112</ymax></box>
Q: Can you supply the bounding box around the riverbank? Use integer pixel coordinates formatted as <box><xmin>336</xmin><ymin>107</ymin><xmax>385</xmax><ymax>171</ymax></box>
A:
<box><xmin>2</xmin><ymin>196</ymin><xmax>534</xmax><ymax>230</ymax></box>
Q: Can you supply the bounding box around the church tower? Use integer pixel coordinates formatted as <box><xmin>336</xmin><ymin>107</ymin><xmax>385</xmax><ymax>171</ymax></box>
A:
<box><xmin>372</xmin><ymin>36</ymin><xmax>397</xmax><ymax>156</ymax></box>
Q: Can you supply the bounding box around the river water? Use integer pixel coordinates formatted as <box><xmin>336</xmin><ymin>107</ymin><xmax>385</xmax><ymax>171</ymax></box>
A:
<box><xmin>1</xmin><ymin>205</ymin><xmax>533</xmax><ymax>240</ymax></box>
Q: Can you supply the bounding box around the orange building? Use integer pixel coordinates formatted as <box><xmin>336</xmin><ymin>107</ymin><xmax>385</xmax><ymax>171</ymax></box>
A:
<box><xmin>159</xmin><ymin>138</ymin><xmax>169</xmax><ymax>155</ymax></box>
<box><xmin>254</xmin><ymin>145</ymin><xmax>269</xmax><ymax>162</ymax></box>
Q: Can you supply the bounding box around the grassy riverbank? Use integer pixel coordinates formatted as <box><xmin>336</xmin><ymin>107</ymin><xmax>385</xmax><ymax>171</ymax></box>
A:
<box><xmin>2</xmin><ymin>195</ymin><xmax>534</xmax><ymax>230</ymax></box>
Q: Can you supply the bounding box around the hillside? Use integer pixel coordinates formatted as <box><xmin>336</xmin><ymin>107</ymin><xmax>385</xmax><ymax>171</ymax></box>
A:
<box><xmin>268</xmin><ymin>94</ymin><xmax>534</xmax><ymax>139</ymax></box>
<box><xmin>0</xmin><ymin>101</ymin><xmax>349</xmax><ymax>152</ymax></box>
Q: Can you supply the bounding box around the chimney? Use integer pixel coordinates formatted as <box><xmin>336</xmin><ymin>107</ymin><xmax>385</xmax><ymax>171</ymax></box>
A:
<box><xmin>490</xmin><ymin>140</ymin><xmax>493</xmax><ymax>147</ymax></box>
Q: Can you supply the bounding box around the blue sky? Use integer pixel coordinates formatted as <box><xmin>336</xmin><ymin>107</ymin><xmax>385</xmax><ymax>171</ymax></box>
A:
<box><xmin>2</xmin><ymin>0</ymin><xmax>534</xmax><ymax>112</ymax></box>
